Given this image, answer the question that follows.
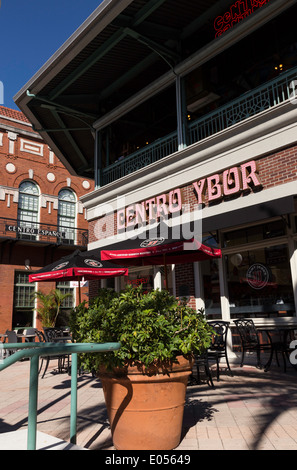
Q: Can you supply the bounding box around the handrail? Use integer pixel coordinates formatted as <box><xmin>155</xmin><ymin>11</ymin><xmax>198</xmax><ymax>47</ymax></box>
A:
<box><xmin>0</xmin><ymin>341</ymin><xmax>121</xmax><ymax>450</ymax></box>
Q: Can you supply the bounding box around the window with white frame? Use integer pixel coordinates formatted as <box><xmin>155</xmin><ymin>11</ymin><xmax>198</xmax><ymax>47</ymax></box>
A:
<box><xmin>17</xmin><ymin>181</ymin><xmax>39</xmax><ymax>240</ymax></box>
<box><xmin>58</xmin><ymin>189</ymin><xmax>76</xmax><ymax>244</ymax></box>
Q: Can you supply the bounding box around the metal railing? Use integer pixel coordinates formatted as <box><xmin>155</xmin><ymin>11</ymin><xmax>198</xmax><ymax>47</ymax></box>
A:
<box><xmin>0</xmin><ymin>341</ymin><xmax>121</xmax><ymax>450</ymax></box>
<box><xmin>0</xmin><ymin>217</ymin><xmax>88</xmax><ymax>247</ymax></box>
<box><xmin>102</xmin><ymin>131</ymin><xmax>178</xmax><ymax>185</ymax></box>
<box><xmin>101</xmin><ymin>65</ymin><xmax>297</xmax><ymax>186</ymax></box>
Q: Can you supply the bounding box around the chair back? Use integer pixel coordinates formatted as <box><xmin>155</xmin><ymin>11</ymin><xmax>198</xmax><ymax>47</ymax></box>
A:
<box><xmin>208</xmin><ymin>321</ymin><xmax>229</xmax><ymax>351</ymax></box>
<box><xmin>6</xmin><ymin>330</ymin><xmax>18</xmax><ymax>343</ymax></box>
<box><xmin>43</xmin><ymin>327</ymin><xmax>64</xmax><ymax>342</ymax></box>
<box><xmin>234</xmin><ymin>319</ymin><xmax>259</xmax><ymax>346</ymax></box>
<box><xmin>35</xmin><ymin>330</ymin><xmax>46</xmax><ymax>342</ymax></box>
<box><xmin>23</xmin><ymin>328</ymin><xmax>37</xmax><ymax>336</ymax></box>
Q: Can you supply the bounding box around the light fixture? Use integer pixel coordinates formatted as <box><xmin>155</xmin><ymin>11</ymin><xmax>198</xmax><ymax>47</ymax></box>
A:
<box><xmin>25</xmin><ymin>259</ymin><xmax>31</xmax><ymax>270</ymax></box>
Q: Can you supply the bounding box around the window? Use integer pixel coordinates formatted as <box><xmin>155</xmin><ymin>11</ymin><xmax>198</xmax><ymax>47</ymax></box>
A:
<box><xmin>17</xmin><ymin>181</ymin><xmax>39</xmax><ymax>240</ymax></box>
<box><xmin>12</xmin><ymin>271</ymin><xmax>35</xmax><ymax>327</ymax></box>
<box><xmin>223</xmin><ymin>220</ymin><xmax>286</xmax><ymax>248</ymax></box>
<box><xmin>58</xmin><ymin>189</ymin><xmax>76</xmax><ymax>244</ymax></box>
<box><xmin>56</xmin><ymin>281</ymin><xmax>74</xmax><ymax>326</ymax></box>
<box><xmin>201</xmin><ymin>259</ymin><xmax>221</xmax><ymax>319</ymax></box>
<box><xmin>226</xmin><ymin>244</ymin><xmax>295</xmax><ymax>318</ymax></box>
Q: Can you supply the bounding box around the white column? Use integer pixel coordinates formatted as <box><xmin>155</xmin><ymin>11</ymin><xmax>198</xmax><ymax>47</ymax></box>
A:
<box><xmin>154</xmin><ymin>266</ymin><xmax>162</xmax><ymax>290</ymax></box>
<box><xmin>288</xmin><ymin>233</ymin><xmax>297</xmax><ymax>318</ymax></box>
<box><xmin>193</xmin><ymin>261</ymin><xmax>205</xmax><ymax>312</ymax></box>
<box><xmin>218</xmin><ymin>255</ymin><xmax>236</xmax><ymax>359</ymax></box>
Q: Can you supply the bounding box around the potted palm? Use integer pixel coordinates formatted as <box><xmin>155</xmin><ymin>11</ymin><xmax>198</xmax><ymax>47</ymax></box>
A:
<box><xmin>34</xmin><ymin>288</ymin><xmax>73</xmax><ymax>327</ymax></box>
<box><xmin>70</xmin><ymin>285</ymin><xmax>213</xmax><ymax>450</ymax></box>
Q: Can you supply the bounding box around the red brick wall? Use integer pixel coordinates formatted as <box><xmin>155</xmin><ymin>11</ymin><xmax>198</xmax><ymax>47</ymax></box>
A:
<box><xmin>87</xmin><ymin>144</ymin><xmax>297</xmax><ymax>308</ymax></box>
<box><xmin>0</xmin><ymin>112</ymin><xmax>95</xmax><ymax>330</ymax></box>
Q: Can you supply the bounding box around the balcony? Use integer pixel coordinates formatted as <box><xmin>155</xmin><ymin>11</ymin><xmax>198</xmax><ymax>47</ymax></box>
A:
<box><xmin>0</xmin><ymin>218</ymin><xmax>88</xmax><ymax>247</ymax></box>
<box><xmin>102</xmin><ymin>65</ymin><xmax>297</xmax><ymax>187</ymax></box>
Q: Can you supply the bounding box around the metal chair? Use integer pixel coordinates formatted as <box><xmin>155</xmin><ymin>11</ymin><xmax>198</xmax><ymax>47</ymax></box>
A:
<box><xmin>41</xmin><ymin>327</ymin><xmax>70</xmax><ymax>378</ymax></box>
<box><xmin>4</xmin><ymin>330</ymin><xmax>18</xmax><ymax>357</ymax></box>
<box><xmin>192</xmin><ymin>352</ymin><xmax>214</xmax><ymax>387</ymax></box>
<box><xmin>234</xmin><ymin>318</ymin><xmax>272</xmax><ymax>368</ymax></box>
<box><xmin>207</xmin><ymin>321</ymin><xmax>233</xmax><ymax>380</ymax></box>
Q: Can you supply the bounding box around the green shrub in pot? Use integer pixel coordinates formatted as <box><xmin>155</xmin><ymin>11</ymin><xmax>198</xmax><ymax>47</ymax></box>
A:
<box><xmin>70</xmin><ymin>285</ymin><xmax>213</xmax><ymax>372</ymax></box>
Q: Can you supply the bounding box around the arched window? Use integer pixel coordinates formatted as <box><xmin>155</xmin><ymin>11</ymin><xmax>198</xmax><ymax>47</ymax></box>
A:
<box><xmin>17</xmin><ymin>181</ymin><xmax>39</xmax><ymax>239</ymax></box>
<box><xmin>58</xmin><ymin>189</ymin><xmax>76</xmax><ymax>244</ymax></box>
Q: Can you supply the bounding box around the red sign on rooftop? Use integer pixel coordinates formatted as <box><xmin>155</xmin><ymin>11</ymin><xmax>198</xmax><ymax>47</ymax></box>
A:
<box><xmin>214</xmin><ymin>0</ymin><xmax>271</xmax><ymax>38</ymax></box>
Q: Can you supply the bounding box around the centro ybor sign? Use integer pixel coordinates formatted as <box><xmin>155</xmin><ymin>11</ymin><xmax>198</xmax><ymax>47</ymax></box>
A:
<box><xmin>117</xmin><ymin>160</ymin><xmax>261</xmax><ymax>229</ymax></box>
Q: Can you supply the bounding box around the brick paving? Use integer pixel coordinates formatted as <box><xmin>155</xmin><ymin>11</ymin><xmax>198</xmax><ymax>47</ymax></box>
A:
<box><xmin>0</xmin><ymin>357</ymin><xmax>297</xmax><ymax>450</ymax></box>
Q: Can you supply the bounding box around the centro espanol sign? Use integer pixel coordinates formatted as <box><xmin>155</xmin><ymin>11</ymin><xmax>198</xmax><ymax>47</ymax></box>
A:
<box><xmin>117</xmin><ymin>160</ymin><xmax>261</xmax><ymax>229</ymax></box>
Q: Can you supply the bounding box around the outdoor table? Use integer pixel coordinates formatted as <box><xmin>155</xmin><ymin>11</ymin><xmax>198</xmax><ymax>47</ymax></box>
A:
<box><xmin>256</xmin><ymin>325</ymin><xmax>297</xmax><ymax>372</ymax></box>
<box><xmin>16</xmin><ymin>333</ymin><xmax>37</xmax><ymax>343</ymax></box>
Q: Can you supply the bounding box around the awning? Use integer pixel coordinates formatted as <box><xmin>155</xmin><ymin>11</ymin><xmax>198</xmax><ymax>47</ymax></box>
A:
<box><xmin>201</xmin><ymin>195</ymin><xmax>295</xmax><ymax>233</ymax></box>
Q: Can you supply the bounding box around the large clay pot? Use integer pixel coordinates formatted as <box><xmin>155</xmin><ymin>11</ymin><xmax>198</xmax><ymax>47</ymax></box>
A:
<box><xmin>98</xmin><ymin>355</ymin><xmax>193</xmax><ymax>450</ymax></box>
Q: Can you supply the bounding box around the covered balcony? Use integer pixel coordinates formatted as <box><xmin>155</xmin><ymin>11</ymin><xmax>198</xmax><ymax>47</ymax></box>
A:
<box><xmin>14</xmin><ymin>0</ymin><xmax>297</xmax><ymax>189</ymax></box>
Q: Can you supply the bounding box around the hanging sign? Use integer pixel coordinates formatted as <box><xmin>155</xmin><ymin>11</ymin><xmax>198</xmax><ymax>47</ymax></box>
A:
<box><xmin>214</xmin><ymin>0</ymin><xmax>271</xmax><ymax>38</ymax></box>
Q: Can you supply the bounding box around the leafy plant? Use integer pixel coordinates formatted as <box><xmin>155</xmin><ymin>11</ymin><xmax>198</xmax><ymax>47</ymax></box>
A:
<box><xmin>34</xmin><ymin>289</ymin><xmax>73</xmax><ymax>327</ymax></box>
<box><xmin>70</xmin><ymin>285</ymin><xmax>213</xmax><ymax>372</ymax></box>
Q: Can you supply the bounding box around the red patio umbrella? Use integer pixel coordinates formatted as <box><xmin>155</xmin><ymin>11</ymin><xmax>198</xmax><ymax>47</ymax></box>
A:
<box><xmin>29</xmin><ymin>249</ymin><xmax>129</xmax><ymax>303</ymax></box>
<box><xmin>101</xmin><ymin>222</ymin><xmax>221</xmax><ymax>290</ymax></box>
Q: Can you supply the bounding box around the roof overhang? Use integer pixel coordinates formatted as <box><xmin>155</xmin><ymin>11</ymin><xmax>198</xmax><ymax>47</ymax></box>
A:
<box><xmin>14</xmin><ymin>0</ymin><xmax>297</xmax><ymax>178</ymax></box>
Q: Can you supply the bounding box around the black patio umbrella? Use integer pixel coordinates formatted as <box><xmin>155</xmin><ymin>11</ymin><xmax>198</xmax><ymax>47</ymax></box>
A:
<box><xmin>101</xmin><ymin>222</ymin><xmax>221</xmax><ymax>290</ymax></box>
<box><xmin>29</xmin><ymin>249</ymin><xmax>129</xmax><ymax>303</ymax></box>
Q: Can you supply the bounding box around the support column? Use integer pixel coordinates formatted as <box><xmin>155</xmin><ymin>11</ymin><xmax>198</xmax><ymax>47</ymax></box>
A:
<box><xmin>218</xmin><ymin>255</ymin><xmax>236</xmax><ymax>359</ymax></box>
<box><xmin>94</xmin><ymin>130</ymin><xmax>102</xmax><ymax>188</ymax></box>
<box><xmin>193</xmin><ymin>261</ymin><xmax>205</xmax><ymax>312</ymax></box>
<box><xmin>288</xmin><ymin>231</ymin><xmax>297</xmax><ymax>319</ymax></box>
<box><xmin>175</xmin><ymin>75</ymin><xmax>188</xmax><ymax>151</ymax></box>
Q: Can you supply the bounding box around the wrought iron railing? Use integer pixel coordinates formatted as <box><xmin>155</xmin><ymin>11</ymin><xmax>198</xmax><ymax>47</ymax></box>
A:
<box><xmin>0</xmin><ymin>341</ymin><xmax>121</xmax><ymax>450</ymax></box>
<box><xmin>102</xmin><ymin>131</ymin><xmax>178</xmax><ymax>185</ymax></box>
<box><xmin>188</xmin><ymin>66</ymin><xmax>297</xmax><ymax>144</ymax></box>
<box><xmin>0</xmin><ymin>217</ymin><xmax>88</xmax><ymax>247</ymax></box>
<box><xmin>102</xmin><ymin>65</ymin><xmax>297</xmax><ymax>186</ymax></box>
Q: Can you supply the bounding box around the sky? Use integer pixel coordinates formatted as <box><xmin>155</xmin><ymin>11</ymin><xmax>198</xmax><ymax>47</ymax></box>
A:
<box><xmin>0</xmin><ymin>0</ymin><xmax>103</xmax><ymax>110</ymax></box>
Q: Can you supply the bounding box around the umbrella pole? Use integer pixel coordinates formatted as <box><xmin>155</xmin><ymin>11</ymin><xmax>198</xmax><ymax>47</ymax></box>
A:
<box><xmin>77</xmin><ymin>276</ymin><xmax>81</xmax><ymax>304</ymax></box>
<box><xmin>163</xmin><ymin>254</ymin><xmax>168</xmax><ymax>291</ymax></box>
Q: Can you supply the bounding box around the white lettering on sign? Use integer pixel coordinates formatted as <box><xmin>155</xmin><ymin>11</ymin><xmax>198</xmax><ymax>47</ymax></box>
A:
<box><xmin>116</xmin><ymin>161</ymin><xmax>261</xmax><ymax>229</ymax></box>
<box><xmin>117</xmin><ymin>188</ymin><xmax>183</xmax><ymax>230</ymax></box>
<box><xmin>193</xmin><ymin>160</ymin><xmax>261</xmax><ymax>204</ymax></box>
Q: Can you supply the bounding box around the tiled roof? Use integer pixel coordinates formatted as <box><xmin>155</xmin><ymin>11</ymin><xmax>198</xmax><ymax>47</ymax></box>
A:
<box><xmin>0</xmin><ymin>106</ymin><xmax>31</xmax><ymax>124</ymax></box>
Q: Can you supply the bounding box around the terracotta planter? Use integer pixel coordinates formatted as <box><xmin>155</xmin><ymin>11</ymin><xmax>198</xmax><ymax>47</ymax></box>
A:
<box><xmin>98</xmin><ymin>355</ymin><xmax>193</xmax><ymax>450</ymax></box>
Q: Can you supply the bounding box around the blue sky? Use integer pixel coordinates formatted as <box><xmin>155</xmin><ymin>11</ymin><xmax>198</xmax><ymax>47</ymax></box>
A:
<box><xmin>0</xmin><ymin>1</ymin><xmax>102</xmax><ymax>110</ymax></box>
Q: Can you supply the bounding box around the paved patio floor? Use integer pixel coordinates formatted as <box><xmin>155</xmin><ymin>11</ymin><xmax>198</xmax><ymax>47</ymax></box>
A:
<box><xmin>0</xmin><ymin>355</ymin><xmax>297</xmax><ymax>451</ymax></box>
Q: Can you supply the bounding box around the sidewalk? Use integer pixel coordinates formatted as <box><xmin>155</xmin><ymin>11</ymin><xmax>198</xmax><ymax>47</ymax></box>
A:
<box><xmin>0</xmin><ymin>357</ymin><xmax>296</xmax><ymax>450</ymax></box>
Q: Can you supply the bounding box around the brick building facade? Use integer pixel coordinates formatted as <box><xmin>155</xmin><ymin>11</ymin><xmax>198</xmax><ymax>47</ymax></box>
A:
<box><xmin>0</xmin><ymin>106</ymin><xmax>94</xmax><ymax>331</ymax></box>
<box><xmin>14</xmin><ymin>1</ymin><xmax>297</xmax><ymax>354</ymax></box>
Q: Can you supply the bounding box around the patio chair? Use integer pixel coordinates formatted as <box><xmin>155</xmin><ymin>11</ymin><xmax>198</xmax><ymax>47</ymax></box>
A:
<box><xmin>234</xmin><ymin>318</ymin><xmax>272</xmax><ymax>368</ymax></box>
<box><xmin>192</xmin><ymin>352</ymin><xmax>214</xmax><ymax>387</ymax></box>
<box><xmin>40</xmin><ymin>327</ymin><xmax>70</xmax><ymax>378</ymax></box>
<box><xmin>4</xmin><ymin>330</ymin><xmax>18</xmax><ymax>357</ymax></box>
<box><xmin>207</xmin><ymin>321</ymin><xmax>233</xmax><ymax>381</ymax></box>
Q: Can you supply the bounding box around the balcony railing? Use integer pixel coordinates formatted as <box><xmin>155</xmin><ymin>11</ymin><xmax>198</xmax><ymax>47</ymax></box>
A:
<box><xmin>102</xmin><ymin>131</ymin><xmax>178</xmax><ymax>186</ymax></box>
<box><xmin>0</xmin><ymin>218</ymin><xmax>88</xmax><ymax>247</ymax></box>
<box><xmin>102</xmin><ymin>65</ymin><xmax>297</xmax><ymax>186</ymax></box>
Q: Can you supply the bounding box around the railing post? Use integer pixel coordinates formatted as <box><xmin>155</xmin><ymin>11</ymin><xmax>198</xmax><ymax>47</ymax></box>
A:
<box><xmin>70</xmin><ymin>353</ymin><xmax>78</xmax><ymax>444</ymax></box>
<box><xmin>27</xmin><ymin>354</ymin><xmax>39</xmax><ymax>450</ymax></box>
